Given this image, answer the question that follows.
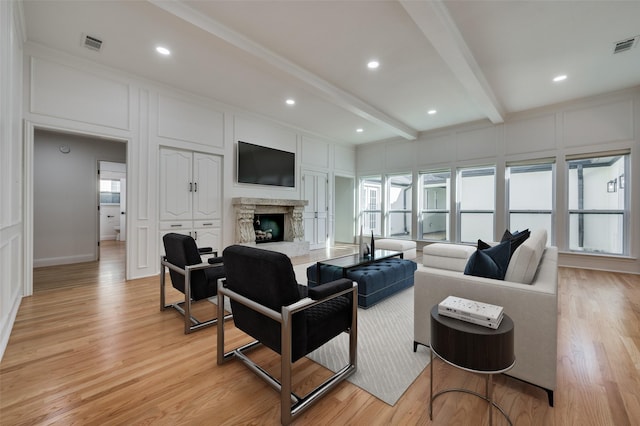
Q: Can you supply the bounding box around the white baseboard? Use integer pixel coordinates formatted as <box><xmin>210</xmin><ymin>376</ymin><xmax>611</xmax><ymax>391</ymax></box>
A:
<box><xmin>0</xmin><ymin>286</ymin><xmax>22</xmax><ymax>362</ymax></box>
<box><xmin>33</xmin><ymin>254</ymin><xmax>96</xmax><ymax>268</ymax></box>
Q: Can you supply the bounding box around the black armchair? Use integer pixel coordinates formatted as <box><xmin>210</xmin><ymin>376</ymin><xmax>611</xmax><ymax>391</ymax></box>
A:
<box><xmin>160</xmin><ymin>233</ymin><xmax>232</xmax><ymax>334</ymax></box>
<box><xmin>217</xmin><ymin>245</ymin><xmax>357</xmax><ymax>425</ymax></box>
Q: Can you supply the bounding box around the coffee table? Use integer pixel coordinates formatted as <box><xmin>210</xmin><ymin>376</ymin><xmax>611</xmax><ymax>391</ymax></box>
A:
<box><xmin>316</xmin><ymin>249</ymin><xmax>403</xmax><ymax>281</ymax></box>
<box><xmin>314</xmin><ymin>249</ymin><xmax>410</xmax><ymax>308</ymax></box>
<box><xmin>429</xmin><ymin>304</ymin><xmax>515</xmax><ymax>425</ymax></box>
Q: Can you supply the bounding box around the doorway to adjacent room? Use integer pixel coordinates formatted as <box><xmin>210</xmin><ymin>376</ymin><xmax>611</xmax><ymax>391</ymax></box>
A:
<box><xmin>32</xmin><ymin>129</ymin><xmax>127</xmax><ymax>292</ymax></box>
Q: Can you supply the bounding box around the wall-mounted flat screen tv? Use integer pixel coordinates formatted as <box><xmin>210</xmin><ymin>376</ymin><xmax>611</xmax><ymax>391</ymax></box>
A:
<box><xmin>237</xmin><ymin>141</ymin><xmax>295</xmax><ymax>187</ymax></box>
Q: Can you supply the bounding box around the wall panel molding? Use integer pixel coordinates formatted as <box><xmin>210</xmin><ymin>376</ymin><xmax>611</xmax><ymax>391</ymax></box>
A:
<box><xmin>30</xmin><ymin>57</ymin><xmax>130</xmax><ymax>130</ymax></box>
<box><xmin>136</xmin><ymin>226</ymin><xmax>150</xmax><ymax>270</ymax></box>
<box><xmin>334</xmin><ymin>144</ymin><xmax>356</xmax><ymax>173</ymax></box>
<box><xmin>137</xmin><ymin>90</ymin><xmax>150</xmax><ymax>221</ymax></box>
<box><xmin>157</xmin><ymin>94</ymin><xmax>224</xmax><ymax>147</ymax></box>
<box><xmin>301</xmin><ymin>136</ymin><xmax>330</xmax><ymax>169</ymax></box>
<box><xmin>563</xmin><ymin>99</ymin><xmax>634</xmax><ymax>147</ymax></box>
<box><xmin>456</xmin><ymin>125</ymin><xmax>497</xmax><ymax>161</ymax></box>
<box><xmin>505</xmin><ymin>113</ymin><xmax>556</xmax><ymax>155</ymax></box>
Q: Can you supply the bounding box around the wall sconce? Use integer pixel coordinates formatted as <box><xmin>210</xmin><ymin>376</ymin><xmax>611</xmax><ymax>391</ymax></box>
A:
<box><xmin>607</xmin><ymin>178</ymin><xmax>617</xmax><ymax>193</ymax></box>
<box><xmin>619</xmin><ymin>174</ymin><xmax>625</xmax><ymax>189</ymax></box>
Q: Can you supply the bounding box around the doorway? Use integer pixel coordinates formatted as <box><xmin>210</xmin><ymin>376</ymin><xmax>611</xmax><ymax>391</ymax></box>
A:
<box><xmin>99</xmin><ymin>160</ymin><xmax>127</xmax><ymax>246</ymax></box>
<box><xmin>32</xmin><ymin>129</ymin><xmax>127</xmax><ymax>292</ymax></box>
<box><xmin>334</xmin><ymin>175</ymin><xmax>355</xmax><ymax>244</ymax></box>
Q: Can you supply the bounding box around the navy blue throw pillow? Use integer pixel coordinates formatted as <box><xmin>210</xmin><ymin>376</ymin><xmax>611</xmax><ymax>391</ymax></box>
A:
<box><xmin>464</xmin><ymin>239</ymin><xmax>511</xmax><ymax>280</ymax></box>
<box><xmin>500</xmin><ymin>228</ymin><xmax>530</xmax><ymax>259</ymax></box>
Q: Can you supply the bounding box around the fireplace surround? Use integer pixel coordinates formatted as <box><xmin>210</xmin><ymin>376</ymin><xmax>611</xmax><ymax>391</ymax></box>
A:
<box><xmin>232</xmin><ymin>197</ymin><xmax>310</xmax><ymax>257</ymax></box>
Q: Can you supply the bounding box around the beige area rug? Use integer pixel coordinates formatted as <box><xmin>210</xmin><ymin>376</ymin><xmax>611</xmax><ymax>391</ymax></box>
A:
<box><xmin>295</xmin><ymin>262</ymin><xmax>431</xmax><ymax>406</ymax></box>
<box><xmin>214</xmin><ymin>262</ymin><xmax>430</xmax><ymax>406</ymax></box>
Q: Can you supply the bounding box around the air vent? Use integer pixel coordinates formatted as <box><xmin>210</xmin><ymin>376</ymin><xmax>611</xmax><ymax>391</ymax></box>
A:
<box><xmin>82</xmin><ymin>34</ymin><xmax>103</xmax><ymax>51</ymax></box>
<box><xmin>613</xmin><ymin>36</ymin><xmax>638</xmax><ymax>54</ymax></box>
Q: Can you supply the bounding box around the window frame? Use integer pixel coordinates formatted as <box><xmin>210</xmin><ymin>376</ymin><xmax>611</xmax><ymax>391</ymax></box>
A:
<box><xmin>359</xmin><ymin>176</ymin><xmax>382</xmax><ymax>237</ymax></box>
<box><xmin>385</xmin><ymin>173</ymin><xmax>413</xmax><ymax>239</ymax></box>
<box><xmin>99</xmin><ymin>178</ymin><xmax>121</xmax><ymax>205</ymax></box>
<box><xmin>456</xmin><ymin>165</ymin><xmax>496</xmax><ymax>244</ymax></box>
<box><xmin>566</xmin><ymin>152</ymin><xmax>629</xmax><ymax>256</ymax></box>
<box><xmin>506</xmin><ymin>160</ymin><xmax>555</xmax><ymax>245</ymax></box>
<box><xmin>418</xmin><ymin>169</ymin><xmax>451</xmax><ymax>242</ymax></box>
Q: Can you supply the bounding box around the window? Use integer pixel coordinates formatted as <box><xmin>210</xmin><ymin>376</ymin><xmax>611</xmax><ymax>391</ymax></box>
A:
<box><xmin>567</xmin><ymin>152</ymin><xmax>628</xmax><ymax>255</ymax></box>
<box><xmin>368</xmin><ymin>189</ymin><xmax>377</xmax><ymax>231</ymax></box>
<box><xmin>100</xmin><ymin>179</ymin><xmax>121</xmax><ymax>204</ymax></box>
<box><xmin>360</xmin><ymin>176</ymin><xmax>382</xmax><ymax>235</ymax></box>
<box><xmin>458</xmin><ymin>166</ymin><xmax>495</xmax><ymax>243</ymax></box>
<box><xmin>419</xmin><ymin>170</ymin><xmax>451</xmax><ymax>241</ymax></box>
<box><xmin>507</xmin><ymin>161</ymin><xmax>554</xmax><ymax>242</ymax></box>
<box><xmin>387</xmin><ymin>174</ymin><xmax>412</xmax><ymax>238</ymax></box>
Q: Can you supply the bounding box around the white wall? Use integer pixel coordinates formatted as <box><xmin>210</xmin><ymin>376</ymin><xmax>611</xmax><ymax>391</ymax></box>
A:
<box><xmin>1</xmin><ymin>3</ymin><xmax>360</xmax><ymax>361</ymax></box>
<box><xmin>33</xmin><ymin>130</ymin><xmax>126</xmax><ymax>266</ymax></box>
<box><xmin>0</xmin><ymin>0</ymin><xmax>24</xmax><ymax>360</ymax></box>
<box><xmin>20</xmin><ymin>42</ymin><xmax>356</xmax><ymax>287</ymax></box>
<box><xmin>357</xmin><ymin>88</ymin><xmax>640</xmax><ymax>275</ymax></box>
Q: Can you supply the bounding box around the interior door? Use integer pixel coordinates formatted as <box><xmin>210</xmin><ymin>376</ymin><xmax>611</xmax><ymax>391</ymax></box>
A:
<box><xmin>160</xmin><ymin>148</ymin><xmax>192</xmax><ymax>221</ymax></box>
<box><xmin>119</xmin><ymin>177</ymin><xmax>126</xmax><ymax>241</ymax></box>
<box><xmin>192</xmin><ymin>153</ymin><xmax>222</xmax><ymax>220</ymax></box>
<box><xmin>303</xmin><ymin>171</ymin><xmax>328</xmax><ymax>250</ymax></box>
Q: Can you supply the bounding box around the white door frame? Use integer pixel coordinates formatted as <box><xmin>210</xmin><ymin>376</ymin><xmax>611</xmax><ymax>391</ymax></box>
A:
<box><xmin>23</xmin><ymin>121</ymin><xmax>130</xmax><ymax>296</ymax></box>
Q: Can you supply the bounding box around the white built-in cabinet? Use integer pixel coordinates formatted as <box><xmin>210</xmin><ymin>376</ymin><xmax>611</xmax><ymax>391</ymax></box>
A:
<box><xmin>159</xmin><ymin>148</ymin><xmax>222</xmax><ymax>253</ymax></box>
<box><xmin>303</xmin><ymin>170</ymin><xmax>328</xmax><ymax>250</ymax></box>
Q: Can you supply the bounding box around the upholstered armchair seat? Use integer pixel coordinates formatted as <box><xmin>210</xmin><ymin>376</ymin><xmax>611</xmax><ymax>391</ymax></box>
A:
<box><xmin>217</xmin><ymin>245</ymin><xmax>357</xmax><ymax>425</ymax></box>
<box><xmin>160</xmin><ymin>233</ymin><xmax>231</xmax><ymax>333</ymax></box>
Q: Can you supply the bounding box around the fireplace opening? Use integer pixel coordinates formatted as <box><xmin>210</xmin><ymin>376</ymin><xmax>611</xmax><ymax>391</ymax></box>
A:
<box><xmin>254</xmin><ymin>214</ymin><xmax>285</xmax><ymax>243</ymax></box>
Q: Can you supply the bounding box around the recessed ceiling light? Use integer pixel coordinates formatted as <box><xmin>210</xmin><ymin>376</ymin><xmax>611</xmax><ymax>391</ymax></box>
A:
<box><xmin>285</xmin><ymin>99</ymin><xmax>296</xmax><ymax>105</ymax></box>
<box><xmin>156</xmin><ymin>46</ymin><xmax>171</xmax><ymax>56</ymax></box>
<box><xmin>553</xmin><ymin>74</ymin><xmax>567</xmax><ymax>82</ymax></box>
<box><xmin>356</xmin><ymin>128</ymin><xmax>364</xmax><ymax>133</ymax></box>
<box><xmin>427</xmin><ymin>109</ymin><xmax>437</xmax><ymax>115</ymax></box>
<box><xmin>367</xmin><ymin>60</ymin><xmax>379</xmax><ymax>69</ymax></box>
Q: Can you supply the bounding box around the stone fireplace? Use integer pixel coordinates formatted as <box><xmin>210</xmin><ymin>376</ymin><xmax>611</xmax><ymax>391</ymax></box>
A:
<box><xmin>232</xmin><ymin>197</ymin><xmax>309</xmax><ymax>256</ymax></box>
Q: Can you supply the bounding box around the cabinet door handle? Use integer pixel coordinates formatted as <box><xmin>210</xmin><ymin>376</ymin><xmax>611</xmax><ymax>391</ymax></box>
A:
<box><xmin>171</xmin><ymin>224</ymin><xmax>182</xmax><ymax>227</ymax></box>
<box><xmin>189</xmin><ymin>182</ymin><xmax>193</xmax><ymax>192</ymax></box>
<box><xmin>202</xmin><ymin>223</ymin><xmax>213</xmax><ymax>226</ymax></box>
<box><xmin>194</xmin><ymin>231</ymin><xmax>198</xmax><ymax>240</ymax></box>
<box><xmin>194</xmin><ymin>182</ymin><xmax>198</xmax><ymax>192</ymax></box>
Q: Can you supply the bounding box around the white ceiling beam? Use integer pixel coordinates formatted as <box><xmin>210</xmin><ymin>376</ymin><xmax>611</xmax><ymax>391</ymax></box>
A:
<box><xmin>400</xmin><ymin>0</ymin><xmax>504</xmax><ymax>124</ymax></box>
<box><xmin>149</xmin><ymin>0</ymin><xmax>418</xmax><ymax>140</ymax></box>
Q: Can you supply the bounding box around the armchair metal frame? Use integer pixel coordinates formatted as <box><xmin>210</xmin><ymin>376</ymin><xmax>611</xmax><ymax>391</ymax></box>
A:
<box><xmin>216</xmin><ymin>277</ymin><xmax>358</xmax><ymax>425</ymax></box>
<box><xmin>160</xmin><ymin>255</ymin><xmax>232</xmax><ymax>334</ymax></box>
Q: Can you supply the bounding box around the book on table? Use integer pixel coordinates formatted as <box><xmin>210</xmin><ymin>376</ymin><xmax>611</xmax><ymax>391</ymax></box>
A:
<box><xmin>438</xmin><ymin>296</ymin><xmax>504</xmax><ymax>329</ymax></box>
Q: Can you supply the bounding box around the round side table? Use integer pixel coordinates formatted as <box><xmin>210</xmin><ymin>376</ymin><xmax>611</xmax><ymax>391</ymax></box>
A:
<box><xmin>429</xmin><ymin>304</ymin><xmax>515</xmax><ymax>425</ymax></box>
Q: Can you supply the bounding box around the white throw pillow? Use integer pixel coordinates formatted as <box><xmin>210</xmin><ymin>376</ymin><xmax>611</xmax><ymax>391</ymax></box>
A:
<box><xmin>504</xmin><ymin>229</ymin><xmax>547</xmax><ymax>284</ymax></box>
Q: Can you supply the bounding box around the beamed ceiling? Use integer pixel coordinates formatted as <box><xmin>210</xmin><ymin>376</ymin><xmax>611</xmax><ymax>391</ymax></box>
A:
<box><xmin>22</xmin><ymin>0</ymin><xmax>640</xmax><ymax>145</ymax></box>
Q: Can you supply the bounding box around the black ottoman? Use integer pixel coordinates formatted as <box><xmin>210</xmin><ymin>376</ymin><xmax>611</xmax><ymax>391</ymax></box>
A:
<box><xmin>307</xmin><ymin>258</ymin><xmax>417</xmax><ymax>308</ymax></box>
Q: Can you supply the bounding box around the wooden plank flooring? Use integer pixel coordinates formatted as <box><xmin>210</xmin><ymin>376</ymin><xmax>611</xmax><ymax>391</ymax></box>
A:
<box><xmin>2</xmin><ymin>242</ymin><xmax>639</xmax><ymax>425</ymax></box>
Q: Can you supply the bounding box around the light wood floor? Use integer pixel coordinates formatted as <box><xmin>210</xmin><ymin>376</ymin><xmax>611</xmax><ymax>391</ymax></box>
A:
<box><xmin>2</xmin><ymin>243</ymin><xmax>639</xmax><ymax>425</ymax></box>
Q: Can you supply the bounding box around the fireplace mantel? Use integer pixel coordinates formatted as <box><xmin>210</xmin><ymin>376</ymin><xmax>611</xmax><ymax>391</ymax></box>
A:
<box><xmin>232</xmin><ymin>197</ymin><xmax>308</xmax><ymax>209</ymax></box>
<box><xmin>232</xmin><ymin>198</ymin><xmax>309</xmax><ymax>257</ymax></box>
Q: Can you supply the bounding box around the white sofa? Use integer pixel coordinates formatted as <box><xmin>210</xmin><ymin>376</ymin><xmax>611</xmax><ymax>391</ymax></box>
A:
<box><xmin>414</xmin><ymin>229</ymin><xmax>558</xmax><ymax>406</ymax></box>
